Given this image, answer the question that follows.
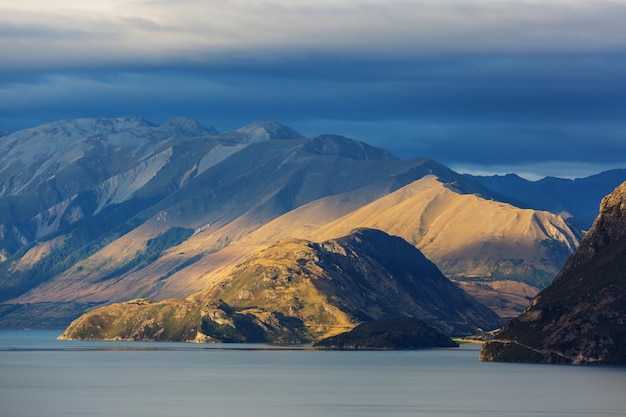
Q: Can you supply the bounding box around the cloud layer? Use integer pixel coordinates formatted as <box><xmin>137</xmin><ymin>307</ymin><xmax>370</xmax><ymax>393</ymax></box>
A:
<box><xmin>1</xmin><ymin>0</ymin><xmax>625</xmax><ymax>178</ymax></box>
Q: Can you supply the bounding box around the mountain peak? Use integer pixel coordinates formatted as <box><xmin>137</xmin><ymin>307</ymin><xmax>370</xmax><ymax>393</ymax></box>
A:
<box><xmin>235</xmin><ymin>120</ymin><xmax>303</xmax><ymax>142</ymax></box>
<box><xmin>20</xmin><ymin>115</ymin><xmax>154</xmax><ymax>133</ymax></box>
<box><xmin>76</xmin><ymin>115</ymin><xmax>156</xmax><ymax>130</ymax></box>
<box><xmin>305</xmin><ymin>135</ymin><xmax>397</xmax><ymax>160</ymax></box>
<box><xmin>572</xmin><ymin>180</ymin><xmax>626</xmax><ymax>265</ymax></box>
<box><xmin>598</xmin><ymin>180</ymin><xmax>626</xmax><ymax>226</ymax></box>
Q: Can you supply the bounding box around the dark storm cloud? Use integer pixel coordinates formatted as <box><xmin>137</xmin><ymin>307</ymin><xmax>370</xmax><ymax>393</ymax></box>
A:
<box><xmin>1</xmin><ymin>1</ymin><xmax>625</xmax><ymax>178</ymax></box>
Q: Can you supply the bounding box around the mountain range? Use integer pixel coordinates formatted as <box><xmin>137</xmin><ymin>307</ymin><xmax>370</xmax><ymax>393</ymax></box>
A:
<box><xmin>0</xmin><ymin>116</ymin><xmax>624</xmax><ymax>331</ymax></box>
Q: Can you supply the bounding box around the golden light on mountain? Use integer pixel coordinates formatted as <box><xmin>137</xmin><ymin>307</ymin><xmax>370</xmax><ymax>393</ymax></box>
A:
<box><xmin>11</xmin><ymin>176</ymin><xmax>579</xmax><ymax>319</ymax></box>
<box><xmin>3</xmin><ymin>117</ymin><xmax>612</xmax><ymax>331</ymax></box>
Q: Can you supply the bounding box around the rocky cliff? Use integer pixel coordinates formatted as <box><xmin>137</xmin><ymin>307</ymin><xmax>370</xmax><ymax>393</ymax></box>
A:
<box><xmin>480</xmin><ymin>181</ymin><xmax>626</xmax><ymax>364</ymax></box>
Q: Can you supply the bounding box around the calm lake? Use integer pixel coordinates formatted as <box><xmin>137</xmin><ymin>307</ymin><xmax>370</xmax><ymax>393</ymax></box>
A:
<box><xmin>1</xmin><ymin>330</ymin><xmax>625</xmax><ymax>417</ymax></box>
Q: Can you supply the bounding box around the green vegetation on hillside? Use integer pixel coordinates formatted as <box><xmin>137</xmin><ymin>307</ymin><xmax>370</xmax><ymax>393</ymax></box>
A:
<box><xmin>0</xmin><ymin>195</ymin><xmax>159</xmax><ymax>302</ymax></box>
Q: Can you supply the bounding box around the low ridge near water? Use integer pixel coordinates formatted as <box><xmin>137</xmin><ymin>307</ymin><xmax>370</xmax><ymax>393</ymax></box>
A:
<box><xmin>59</xmin><ymin>228</ymin><xmax>503</xmax><ymax>342</ymax></box>
<box><xmin>313</xmin><ymin>316</ymin><xmax>459</xmax><ymax>349</ymax></box>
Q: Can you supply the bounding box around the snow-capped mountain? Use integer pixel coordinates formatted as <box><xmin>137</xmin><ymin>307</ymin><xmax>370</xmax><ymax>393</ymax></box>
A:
<box><xmin>0</xmin><ymin>116</ymin><xmax>216</xmax><ymax>198</ymax></box>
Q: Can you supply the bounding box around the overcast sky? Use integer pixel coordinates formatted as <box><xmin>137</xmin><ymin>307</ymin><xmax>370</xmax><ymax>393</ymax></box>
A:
<box><xmin>1</xmin><ymin>0</ymin><xmax>625</xmax><ymax>179</ymax></box>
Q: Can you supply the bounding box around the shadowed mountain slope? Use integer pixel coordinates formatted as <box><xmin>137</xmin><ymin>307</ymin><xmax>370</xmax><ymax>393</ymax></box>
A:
<box><xmin>480</xmin><ymin>181</ymin><xmax>626</xmax><ymax>365</ymax></box>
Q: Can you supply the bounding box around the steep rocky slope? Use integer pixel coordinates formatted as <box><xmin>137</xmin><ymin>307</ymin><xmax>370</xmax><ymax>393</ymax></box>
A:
<box><xmin>480</xmin><ymin>181</ymin><xmax>626</xmax><ymax>364</ymax></box>
<box><xmin>59</xmin><ymin>229</ymin><xmax>503</xmax><ymax>342</ymax></box>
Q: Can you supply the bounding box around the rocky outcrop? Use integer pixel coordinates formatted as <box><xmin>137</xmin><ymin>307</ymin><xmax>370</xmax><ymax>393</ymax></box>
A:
<box><xmin>480</xmin><ymin>181</ymin><xmax>626</xmax><ymax>365</ymax></box>
<box><xmin>313</xmin><ymin>316</ymin><xmax>459</xmax><ymax>349</ymax></box>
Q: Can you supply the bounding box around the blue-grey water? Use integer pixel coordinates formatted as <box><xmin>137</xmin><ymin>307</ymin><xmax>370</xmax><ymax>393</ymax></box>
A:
<box><xmin>1</xmin><ymin>331</ymin><xmax>625</xmax><ymax>417</ymax></box>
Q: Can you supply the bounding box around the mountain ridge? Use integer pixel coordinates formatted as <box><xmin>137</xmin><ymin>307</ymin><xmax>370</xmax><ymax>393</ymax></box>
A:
<box><xmin>287</xmin><ymin>175</ymin><xmax>577</xmax><ymax>316</ymax></box>
<box><xmin>313</xmin><ymin>316</ymin><xmax>459</xmax><ymax>349</ymax></box>
<box><xmin>466</xmin><ymin>169</ymin><xmax>626</xmax><ymax>230</ymax></box>
<box><xmin>2</xmin><ymin>133</ymin><xmax>498</xmax><ymax>306</ymax></box>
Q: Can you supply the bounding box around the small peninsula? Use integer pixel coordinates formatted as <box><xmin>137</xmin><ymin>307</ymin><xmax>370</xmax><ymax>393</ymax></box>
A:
<box><xmin>313</xmin><ymin>317</ymin><xmax>459</xmax><ymax>350</ymax></box>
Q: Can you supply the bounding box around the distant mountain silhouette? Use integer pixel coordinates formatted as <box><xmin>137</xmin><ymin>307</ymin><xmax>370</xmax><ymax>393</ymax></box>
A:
<box><xmin>466</xmin><ymin>170</ymin><xmax>626</xmax><ymax>230</ymax></box>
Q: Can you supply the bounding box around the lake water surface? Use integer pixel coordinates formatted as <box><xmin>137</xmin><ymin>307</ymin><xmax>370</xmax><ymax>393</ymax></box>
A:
<box><xmin>1</xmin><ymin>330</ymin><xmax>625</xmax><ymax>417</ymax></box>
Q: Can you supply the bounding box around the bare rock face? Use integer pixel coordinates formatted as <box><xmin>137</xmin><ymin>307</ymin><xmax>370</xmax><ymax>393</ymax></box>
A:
<box><xmin>480</xmin><ymin>181</ymin><xmax>626</xmax><ymax>365</ymax></box>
